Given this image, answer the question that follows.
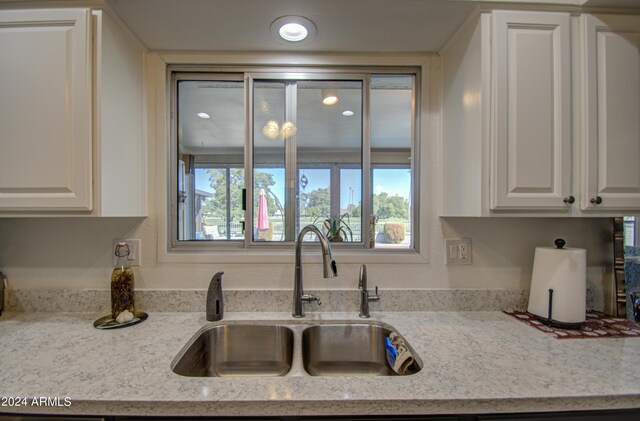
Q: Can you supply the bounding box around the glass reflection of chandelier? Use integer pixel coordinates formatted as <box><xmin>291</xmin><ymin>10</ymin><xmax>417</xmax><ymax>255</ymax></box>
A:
<box><xmin>262</xmin><ymin>120</ymin><xmax>280</xmax><ymax>139</ymax></box>
<box><xmin>261</xmin><ymin>120</ymin><xmax>297</xmax><ymax>140</ymax></box>
<box><xmin>281</xmin><ymin>121</ymin><xmax>297</xmax><ymax>139</ymax></box>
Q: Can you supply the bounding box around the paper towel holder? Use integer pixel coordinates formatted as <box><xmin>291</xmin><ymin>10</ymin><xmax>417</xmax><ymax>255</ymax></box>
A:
<box><xmin>527</xmin><ymin>238</ymin><xmax>586</xmax><ymax>330</ymax></box>
<box><xmin>546</xmin><ymin>288</ymin><xmax>554</xmax><ymax>326</ymax></box>
<box><xmin>532</xmin><ymin>286</ymin><xmax>584</xmax><ymax>330</ymax></box>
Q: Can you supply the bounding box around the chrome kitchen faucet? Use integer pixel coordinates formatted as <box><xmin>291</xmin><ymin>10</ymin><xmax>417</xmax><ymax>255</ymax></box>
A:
<box><xmin>292</xmin><ymin>225</ymin><xmax>337</xmax><ymax>318</ymax></box>
<box><xmin>358</xmin><ymin>264</ymin><xmax>380</xmax><ymax>318</ymax></box>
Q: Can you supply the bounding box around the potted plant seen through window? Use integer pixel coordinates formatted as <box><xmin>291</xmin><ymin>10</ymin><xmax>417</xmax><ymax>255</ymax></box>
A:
<box><xmin>315</xmin><ymin>213</ymin><xmax>353</xmax><ymax>242</ymax></box>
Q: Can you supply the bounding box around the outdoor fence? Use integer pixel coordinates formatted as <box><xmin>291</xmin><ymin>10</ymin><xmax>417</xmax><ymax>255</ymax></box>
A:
<box><xmin>203</xmin><ymin>215</ymin><xmax>410</xmax><ymax>243</ymax></box>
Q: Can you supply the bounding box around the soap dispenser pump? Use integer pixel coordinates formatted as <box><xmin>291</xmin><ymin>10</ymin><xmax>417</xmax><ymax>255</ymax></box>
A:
<box><xmin>206</xmin><ymin>271</ymin><xmax>224</xmax><ymax>321</ymax></box>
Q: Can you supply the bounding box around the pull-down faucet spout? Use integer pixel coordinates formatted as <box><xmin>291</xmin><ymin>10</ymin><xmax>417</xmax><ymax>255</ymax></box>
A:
<box><xmin>293</xmin><ymin>225</ymin><xmax>337</xmax><ymax>318</ymax></box>
<box><xmin>358</xmin><ymin>264</ymin><xmax>380</xmax><ymax>318</ymax></box>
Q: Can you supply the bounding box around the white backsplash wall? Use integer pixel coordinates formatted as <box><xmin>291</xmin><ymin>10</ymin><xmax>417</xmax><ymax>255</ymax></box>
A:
<box><xmin>0</xmin><ymin>215</ymin><xmax>613</xmax><ymax>293</ymax></box>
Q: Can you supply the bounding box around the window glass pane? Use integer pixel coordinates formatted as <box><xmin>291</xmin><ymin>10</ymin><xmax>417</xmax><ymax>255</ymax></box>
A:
<box><xmin>254</xmin><ymin>168</ymin><xmax>285</xmax><ymax>241</ymax></box>
<box><xmin>372</xmin><ymin>168</ymin><xmax>411</xmax><ymax>248</ymax></box>
<box><xmin>196</xmin><ymin>168</ymin><xmax>223</xmax><ymax>240</ymax></box>
<box><xmin>253</xmin><ymin>81</ymin><xmax>286</xmax><ymax>242</ymax></box>
<box><xmin>198</xmin><ymin>167</ymin><xmax>245</xmax><ymax>240</ymax></box>
<box><xmin>297</xmin><ymin>80</ymin><xmax>362</xmax><ymax>243</ymax></box>
<box><xmin>173</xmin><ymin>71</ymin><xmax>416</xmax><ymax>251</ymax></box>
<box><xmin>340</xmin><ymin>168</ymin><xmax>362</xmax><ymax>242</ymax></box>
<box><xmin>298</xmin><ymin>168</ymin><xmax>331</xmax><ymax>241</ymax></box>
<box><xmin>177</xmin><ymin>79</ymin><xmax>244</xmax><ymax>241</ymax></box>
<box><xmin>371</xmin><ymin>75</ymin><xmax>413</xmax><ymax>249</ymax></box>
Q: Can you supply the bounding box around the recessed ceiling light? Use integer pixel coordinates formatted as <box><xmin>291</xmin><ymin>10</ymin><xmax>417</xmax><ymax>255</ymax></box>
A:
<box><xmin>322</xmin><ymin>88</ymin><xmax>339</xmax><ymax>106</ymax></box>
<box><xmin>323</xmin><ymin>96</ymin><xmax>338</xmax><ymax>106</ymax></box>
<box><xmin>271</xmin><ymin>16</ymin><xmax>317</xmax><ymax>44</ymax></box>
<box><xmin>197</xmin><ymin>112</ymin><xmax>210</xmax><ymax>119</ymax></box>
<box><xmin>280</xmin><ymin>23</ymin><xmax>307</xmax><ymax>42</ymax></box>
<box><xmin>342</xmin><ymin>110</ymin><xmax>354</xmax><ymax>116</ymax></box>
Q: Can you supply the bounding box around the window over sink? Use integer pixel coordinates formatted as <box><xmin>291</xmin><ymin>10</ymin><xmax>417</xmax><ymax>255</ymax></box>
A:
<box><xmin>171</xmin><ymin>67</ymin><xmax>418</xmax><ymax>252</ymax></box>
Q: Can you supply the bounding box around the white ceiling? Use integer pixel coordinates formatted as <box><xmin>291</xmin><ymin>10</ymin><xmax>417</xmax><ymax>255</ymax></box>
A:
<box><xmin>109</xmin><ymin>0</ymin><xmax>639</xmax><ymax>154</ymax></box>
<box><xmin>106</xmin><ymin>0</ymin><xmax>640</xmax><ymax>53</ymax></box>
<box><xmin>106</xmin><ymin>0</ymin><xmax>477</xmax><ymax>53</ymax></box>
<box><xmin>105</xmin><ymin>0</ymin><xmax>640</xmax><ymax>53</ymax></box>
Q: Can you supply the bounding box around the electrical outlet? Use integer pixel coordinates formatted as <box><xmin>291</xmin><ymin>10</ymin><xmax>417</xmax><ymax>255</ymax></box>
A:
<box><xmin>444</xmin><ymin>238</ymin><xmax>472</xmax><ymax>265</ymax></box>
<box><xmin>459</xmin><ymin>242</ymin><xmax>468</xmax><ymax>260</ymax></box>
<box><xmin>112</xmin><ymin>239</ymin><xmax>142</xmax><ymax>267</ymax></box>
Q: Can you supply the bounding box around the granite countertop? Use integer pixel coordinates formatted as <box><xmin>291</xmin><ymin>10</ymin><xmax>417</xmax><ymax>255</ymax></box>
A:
<box><xmin>0</xmin><ymin>311</ymin><xmax>639</xmax><ymax>417</ymax></box>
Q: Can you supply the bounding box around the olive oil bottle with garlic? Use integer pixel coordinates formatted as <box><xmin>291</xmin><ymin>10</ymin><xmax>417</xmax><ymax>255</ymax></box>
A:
<box><xmin>111</xmin><ymin>242</ymin><xmax>135</xmax><ymax>319</ymax></box>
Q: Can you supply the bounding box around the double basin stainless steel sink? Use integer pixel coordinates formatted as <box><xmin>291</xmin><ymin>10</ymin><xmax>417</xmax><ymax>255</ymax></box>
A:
<box><xmin>171</xmin><ymin>320</ymin><xmax>422</xmax><ymax>377</ymax></box>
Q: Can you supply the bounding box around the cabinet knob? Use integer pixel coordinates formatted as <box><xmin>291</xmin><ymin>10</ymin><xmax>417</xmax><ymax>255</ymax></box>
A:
<box><xmin>590</xmin><ymin>196</ymin><xmax>603</xmax><ymax>205</ymax></box>
<box><xmin>563</xmin><ymin>196</ymin><xmax>575</xmax><ymax>204</ymax></box>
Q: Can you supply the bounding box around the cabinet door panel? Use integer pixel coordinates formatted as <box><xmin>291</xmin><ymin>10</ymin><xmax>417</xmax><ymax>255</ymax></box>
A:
<box><xmin>507</xmin><ymin>28</ymin><xmax>555</xmax><ymax>193</ymax></box>
<box><xmin>0</xmin><ymin>9</ymin><xmax>92</xmax><ymax>211</ymax></box>
<box><xmin>491</xmin><ymin>11</ymin><xmax>571</xmax><ymax>210</ymax></box>
<box><xmin>583</xmin><ymin>14</ymin><xmax>640</xmax><ymax>210</ymax></box>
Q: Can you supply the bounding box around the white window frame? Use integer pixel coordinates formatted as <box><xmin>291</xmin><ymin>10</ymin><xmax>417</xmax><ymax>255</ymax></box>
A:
<box><xmin>154</xmin><ymin>54</ymin><xmax>431</xmax><ymax>264</ymax></box>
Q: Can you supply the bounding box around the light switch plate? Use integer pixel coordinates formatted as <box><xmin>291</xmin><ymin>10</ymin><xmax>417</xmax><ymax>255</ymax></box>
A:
<box><xmin>112</xmin><ymin>239</ymin><xmax>141</xmax><ymax>267</ymax></box>
<box><xmin>444</xmin><ymin>238</ymin><xmax>472</xmax><ymax>265</ymax></box>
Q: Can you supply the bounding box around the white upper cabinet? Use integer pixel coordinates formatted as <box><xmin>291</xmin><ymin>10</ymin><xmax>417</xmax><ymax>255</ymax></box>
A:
<box><xmin>441</xmin><ymin>9</ymin><xmax>640</xmax><ymax>217</ymax></box>
<box><xmin>581</xmin><ymin>14</ymin><xmax>640</xmax><ymax>211</ymax></box>
<box><xmin>0</xmin><ymin>9</ymin><xmax>92</xmax><ymax>211</ymax></box>
<box><xmin>491</xmin><ymin>11</ymin><xmax>572</xmax><ymax>211</ymax></box>
<box><xmin>0</xmin><ymin>8</ymin><xmax>146</xmax><ymax>216</ymax></box>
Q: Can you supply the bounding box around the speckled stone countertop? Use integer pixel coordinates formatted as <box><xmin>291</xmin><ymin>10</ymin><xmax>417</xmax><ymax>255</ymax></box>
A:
<box><xmin>0</xmin><ymin>311</ymin><xmax>639</xmax><ymax>417</ymax></box>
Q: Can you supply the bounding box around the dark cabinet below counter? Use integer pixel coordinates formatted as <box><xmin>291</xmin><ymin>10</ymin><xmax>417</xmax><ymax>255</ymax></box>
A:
<box><xmin>476</xmin><ymin>408</ymin><xmax>640</xmax><ymax>420</ymax></box>
<box><xmin>4</xmin><ymin>409</ymin><xmax>640</xmax><ymax>421</ymax></box>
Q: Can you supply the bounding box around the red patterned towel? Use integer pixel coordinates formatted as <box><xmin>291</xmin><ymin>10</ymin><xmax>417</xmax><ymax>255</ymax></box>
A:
<box><xmin>503</xmin><ymin>310</ymin><xmax>640</xmax><ymax>339</ymax></box>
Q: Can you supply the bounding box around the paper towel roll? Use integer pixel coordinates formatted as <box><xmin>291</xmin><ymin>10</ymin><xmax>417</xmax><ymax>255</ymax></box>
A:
<box><xmin>527</xmin><ymin>246</ymin><xmax>586</xmax><ymax>324</ymax></box>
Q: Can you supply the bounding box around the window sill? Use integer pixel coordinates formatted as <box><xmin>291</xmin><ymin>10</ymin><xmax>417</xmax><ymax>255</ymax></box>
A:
<box><xmin>159</xmin><ymin>247</ymin><xmax>429</xmax><ymax>264</ymax></box>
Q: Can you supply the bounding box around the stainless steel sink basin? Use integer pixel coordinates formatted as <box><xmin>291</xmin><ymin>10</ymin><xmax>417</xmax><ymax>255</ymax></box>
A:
<box><xmin>301</xmin><ymin>323</ymin><xmax>421</xmax><ymax>376</ymax></box>
<box><xmin>171</xmin><ymin>323</ymin><xmax>294</xmax><ymax>377</ymax></box>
